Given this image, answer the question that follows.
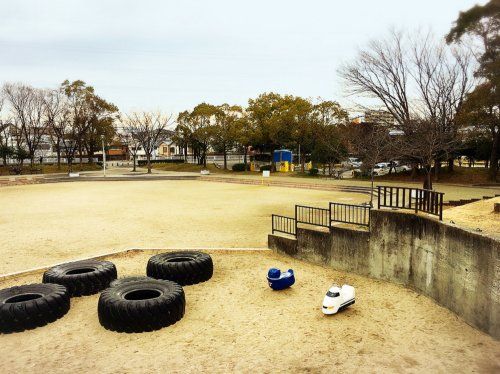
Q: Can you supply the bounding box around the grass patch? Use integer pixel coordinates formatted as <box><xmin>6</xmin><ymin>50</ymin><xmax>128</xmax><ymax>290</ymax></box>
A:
<box><xmin>375</xmin><ymin>166</ymin><xmax>497</xmax><ymax>185</ymax></box>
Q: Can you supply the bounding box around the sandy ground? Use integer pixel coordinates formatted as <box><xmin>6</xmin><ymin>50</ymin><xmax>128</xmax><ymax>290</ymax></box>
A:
<box><xmin>0</xmin><ymin>180</ymin><xmax>366</xmax><ymax>274</ymax></box>
<box><xmin>0</xmin><ymin>250</ymin><xmax>498</xmax><ymax>373</ymax></box>
<box><xmin>443</xmin><ymin>197</ymin><xmax>500</xmax><ymax>239</ymax></box>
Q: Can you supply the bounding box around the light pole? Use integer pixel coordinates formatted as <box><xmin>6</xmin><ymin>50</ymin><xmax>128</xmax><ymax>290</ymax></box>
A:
<box><xmin>101</xmin><ymin>135</ymin><xmax>106</xmax><ymax>177</ymax></box>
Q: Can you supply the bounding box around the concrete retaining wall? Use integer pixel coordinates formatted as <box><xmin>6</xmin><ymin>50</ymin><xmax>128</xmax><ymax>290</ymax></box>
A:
<box><xmin>268</xmin><ymin>210</ymin><xmax>500</xmax><ymax>339</ymax></box>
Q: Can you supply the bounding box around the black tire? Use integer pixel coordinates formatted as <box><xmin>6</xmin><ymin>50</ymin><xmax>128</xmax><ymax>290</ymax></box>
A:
<box><xmin>0</xmin><ymin>283</ymin><xmax>70</xmax><ymax>333</ymax></box>
<box><xmin>42</xmin><ymin>260</ymin><xmax>117</xmax><ymax>297</ymax></box>
<box><xmin>98</xmin><ymin>279</ymin><xmax>185</xmax><ymax>333</ymax></box>
<box><xmin>146</xmin><ymin>251</ymin><xmax>213</xmax><ymax>285</ymax></box>
<box><xmin>109</xmin><ymin>276</ymin><xmax>154</xmax><ymax>288</ymax></box>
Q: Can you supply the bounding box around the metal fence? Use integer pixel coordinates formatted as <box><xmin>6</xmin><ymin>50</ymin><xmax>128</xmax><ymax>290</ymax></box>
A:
<box><xmin>295</xmin><ymin>205</ymin><xmax>330</xmax><ymax>228</ymax></box>
<box><xmin>330</xmin><ymin>202</ymin><xmax>371</xmax><ymax>227</ymax></box>
<box><xmin>271</xmin><ymin>214</ymin><xmax>296</xmax><ymax>236</ymax></box>
<box><xmin>377</xmin><ymin>186</ymin><xmax>444</xmax><ymax>220</ymax></box>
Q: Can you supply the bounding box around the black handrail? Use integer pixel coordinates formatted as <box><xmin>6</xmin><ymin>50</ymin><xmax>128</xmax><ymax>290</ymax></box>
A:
<box><xmin>329</xmin><ymin>202</ymin><xmax>371</xmax><ymax>227</ymax></box>
<box><xmin>295</xmin><ymin>205</ymin><xmax>330</xmax><ymax>228</ymax></box>
<box><xmin>271</xmin><ymin>214</ymin><xmax>296</xmax><ymax>236</ymax></box>
<box><xmin>377</xmin><ymin>185</ymin><xmax>444</xmax><ymax>220</ymax></box>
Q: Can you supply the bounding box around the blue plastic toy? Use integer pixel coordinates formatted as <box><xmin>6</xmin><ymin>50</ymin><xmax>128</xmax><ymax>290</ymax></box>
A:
<box><xmin>267</xmin><ymin>268</ymin><xmax>295</xmax><ymax>290</ymax></box>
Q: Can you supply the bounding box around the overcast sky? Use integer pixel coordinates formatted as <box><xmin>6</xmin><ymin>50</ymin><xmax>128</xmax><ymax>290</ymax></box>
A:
<box><xmin>0</xmin><ymin>0</ymin><xmax>485</xmax><ymax>114</ymax></box>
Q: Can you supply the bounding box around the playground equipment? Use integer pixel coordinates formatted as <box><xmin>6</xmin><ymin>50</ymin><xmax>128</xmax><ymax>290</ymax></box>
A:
<box><xmin>267</xmin><ymin>268</ymin><xmax>295</xmax><ymax>290</ymax></box>
<box><xmin>322</xmin><ymin>284</ymin><xmax>355</xmax><ymax>315</ymax></box>
<box><xmin>273</xmin><ymin>150</ymin><xmax>292</xmax><ymax>172</ymax></box>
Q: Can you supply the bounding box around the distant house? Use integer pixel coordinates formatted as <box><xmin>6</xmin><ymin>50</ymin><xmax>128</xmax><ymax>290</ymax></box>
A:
<box><xmin>364</xmin><ymin>110</ymin><xmax>395</xmax><ymax>126</ymax></box>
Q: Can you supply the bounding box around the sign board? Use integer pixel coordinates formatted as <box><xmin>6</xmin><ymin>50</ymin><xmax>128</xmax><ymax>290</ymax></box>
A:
<box><xmin>262</xmin><ymin>170</ymin><xmax>270</xmax><ymax>178</ymax></box>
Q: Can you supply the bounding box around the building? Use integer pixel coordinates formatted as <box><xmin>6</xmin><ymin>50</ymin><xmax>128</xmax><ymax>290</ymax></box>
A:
<box><xmin>364</xmin><ymin>110</ymin><xmax>395</xmax><ymax>126</ymax></box>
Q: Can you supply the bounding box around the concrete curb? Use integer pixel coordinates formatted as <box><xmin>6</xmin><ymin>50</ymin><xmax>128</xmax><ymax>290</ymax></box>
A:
<box><xmin>0</xmin><ymin>247</ymin><xmax>270</xmax><ymax>282</ymax></box>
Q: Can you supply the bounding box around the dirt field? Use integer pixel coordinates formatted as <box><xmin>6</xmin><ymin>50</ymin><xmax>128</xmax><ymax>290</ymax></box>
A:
<box><xmin>1</xmin><ymin>250</ymin><xmax>498</xmax><ymax>373</ymax></box>
<box><xmin>0</xmin><ymin>180</ymin><xmax>366</xmax><ymax>274</ymax></box>
<box><xmin>444</xmin><ymin>197</ymin><xmax>500</xmax><ymax>239</ymax></box>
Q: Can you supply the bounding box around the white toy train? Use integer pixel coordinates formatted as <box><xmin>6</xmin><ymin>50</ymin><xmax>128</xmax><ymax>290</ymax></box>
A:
<box><xmin>322</xmin><ymin>284</ymin><xmax>355</xmax><ymax>315</ymax></box>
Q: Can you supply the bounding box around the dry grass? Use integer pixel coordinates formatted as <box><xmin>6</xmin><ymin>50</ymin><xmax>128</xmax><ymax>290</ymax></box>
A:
<box><xmin>0</xmin><ymin>180</ymin><xmax>366</xmax><ymax>274</ymax></box>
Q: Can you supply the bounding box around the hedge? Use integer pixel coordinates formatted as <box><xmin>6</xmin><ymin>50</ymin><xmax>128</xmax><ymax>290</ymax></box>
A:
<box><xmin>232</xmin><ymin>163</ymin><xmax>250</xmax><ymax>172</ymax></box>
<box><xmin>137</xmin><ymin>159</ymin><xmax>185</xmax><ymax>166</ymax></box>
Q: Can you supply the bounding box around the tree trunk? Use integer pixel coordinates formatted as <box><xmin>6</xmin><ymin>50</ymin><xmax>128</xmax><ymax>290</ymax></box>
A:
<box><xmin>56</xmin><ymin>142</ymin><xmax>61</xmax><ymax>170</ymax></box>
<box><xmin>370</xmin><ymin>167</ymin><xmax>375</xmax><ymax>207</ymax></box>
<box><xmin>132</xmin><ymin>154</ymin><xmax>137</xmax><ymax>172</ymax></box>
<box><xmin>434</xmin><ymin>160</ymin><xmax>441</xmax><ymax>182</ymax></box>
<box><xmin>411</xmin><ymin>163</ymin><xmax>418</xmax><ymax>180</ymax></box>
<box><xmin>147</xmin><ymin>153</ymin><xmax>152</xmax><ymax>174</ymax></box>
<box><xmin>423</xmin><ymin>166</ymin><xmax>433</xmax><ymax>190</ymax></box>
<box><xmin>448</xmin><ymin>158</ymin><xmax>454</xmax><ymax>172</ymax></box>
<box><xmin>488</xmin><ymin>128</ymin><xmax>499</xmax><ymax>182</ymax></box>
<box><xmin>243</xmin><ymin>146</ymin><xmax>247</xmax><ymax>167</ymax></box>
<box><xmin>88</xmin><ymin>148</ymin><xmax>94</xmax><ymax>164</ymax></box>
<box><xmin>223</xmin><ymin>146</ymin><xmax>227</xmax><ymax>170</ymax></box>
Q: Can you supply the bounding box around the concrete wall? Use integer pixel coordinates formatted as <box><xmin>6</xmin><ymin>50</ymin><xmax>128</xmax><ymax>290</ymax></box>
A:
<box><xmin>268</xmin><ymin>210</ymin><xmax>500</xmax><ymax>339</ymax></box>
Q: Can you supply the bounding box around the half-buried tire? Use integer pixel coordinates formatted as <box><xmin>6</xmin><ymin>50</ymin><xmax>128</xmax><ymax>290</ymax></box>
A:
<box><xmin>146</xmin><ymin>251</ymin><xmax>213</xmax><ymax>285</ymax></box>
<box><xmin>0</xmin><ymin>283</ymin><xmax>70</xmax><ymax>333</ymax></box>
<box><xmin>42</xmin><ymin>260</ymin><xmax>117</xmax><ymax>297</ymax></box>
<box><xmin>98</xmin><ymin>278</ymin><xmax>185</xmax><ymax>333</ymax></box>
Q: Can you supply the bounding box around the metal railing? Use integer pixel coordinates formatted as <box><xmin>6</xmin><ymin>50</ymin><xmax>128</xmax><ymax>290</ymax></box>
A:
<box><xmin>377</xmin><ymin>186</ymin><xmax>444</xmax><ymax>220</ymax></box>
<box><xmin>330</xmin><ymin>202</ymin><xmax>371</xmax><ymax>227</ymax></box>
<box><xmin>295</xmin><ymin>205</ymin><xmax>330</xmax><ymax>228</ymax></box>
<box><xmin>271</xmin><ymin>214</ymin><xmax>296</xmax><ymax>236</ymax></box>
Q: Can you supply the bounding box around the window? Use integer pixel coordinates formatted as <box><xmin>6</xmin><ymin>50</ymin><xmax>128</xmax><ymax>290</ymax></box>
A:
<box><xmin>326</xmin><ymin>291</ymin><xmax>340</xmax><ymax>297</ymax></box>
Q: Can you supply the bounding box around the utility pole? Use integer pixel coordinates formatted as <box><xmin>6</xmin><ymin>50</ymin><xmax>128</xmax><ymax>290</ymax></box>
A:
<box><xmin>101</xmin><ymin>135</ymin><xmax>106</xmax><ymax>177</ymax></box>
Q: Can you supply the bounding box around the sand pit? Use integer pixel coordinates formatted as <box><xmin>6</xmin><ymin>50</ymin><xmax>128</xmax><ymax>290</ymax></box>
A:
<box><xmin>0</xmin><ymin>180</ymin><xmax>366</xmax><ymax>274</ymax></box>
<box><xmin>0</xmin><ymin>250</ymin><xmax>498</xmax><ymax>373</ymax></box>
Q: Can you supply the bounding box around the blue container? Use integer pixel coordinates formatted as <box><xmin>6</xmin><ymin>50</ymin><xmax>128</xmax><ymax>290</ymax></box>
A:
<box><xmin>273</xmin><ymin>150</ymin><xmax>292</xmax><ymax>163</ymax></box>
<box><xmin>267</xmin><ymin>268</ymin><xmax>295</xmax><ymax>290</ymax></box>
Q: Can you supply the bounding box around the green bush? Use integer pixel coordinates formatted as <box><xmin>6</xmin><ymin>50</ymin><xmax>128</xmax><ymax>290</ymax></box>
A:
<box><xmin>308</xmin><ymin>167</ymin><xmax>319</xmax><ymax>175</ymax></box>
<box><xmin>259</xmin><ymin>164</ymin><xmax>273</xmax><ymax>171</ymax></box>
<box><xmin>232</xmin><ymin>163</ymin><xmax>249</xmax><ymax>172</ymax></box>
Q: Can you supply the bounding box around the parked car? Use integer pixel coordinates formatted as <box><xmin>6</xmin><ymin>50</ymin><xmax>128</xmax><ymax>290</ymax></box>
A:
<box><xmin>396</xmin><ymin>165</ymin><xmax>411</xmax><ymax>172</ymax></box>
<box><xmin>343</xmin><ymin>157</ymin><xmax>362</xmax><ymax>168</ymax></box>
<box><xmin>372</xmin><ymin>165</ymin><xmax>389</xmax><ymax>176</ymax></box>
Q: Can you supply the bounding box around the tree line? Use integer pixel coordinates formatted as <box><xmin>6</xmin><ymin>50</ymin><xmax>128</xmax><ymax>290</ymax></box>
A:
<box><xmin>0</xmin><ymin>80</ymin><xmax>118</xmax><ymax>171</ymax></box>
<box><xmin>0</xmin><ymin>1</ymin><xmax>498</xmax><ymax>182</ymax></box>
<box><xmin>342</xmin><ymin>0</ymin><xmax>499</xmax><ymax>184</ymax></box>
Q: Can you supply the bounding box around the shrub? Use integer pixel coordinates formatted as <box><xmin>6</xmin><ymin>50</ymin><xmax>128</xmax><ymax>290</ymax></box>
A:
<box><xmin>137</xmin><ymin>159</ymin><xmax>184</xmax><ymax>166</ymax></box>
<box><xmin>259</xmin><ymin>164</ymin><xmax>273</xmax><ymax>171</ymax></box>
<box><xmin>308</xmin><ymin>167</ymin><xmax>319</xmax><ymax>176</ymax></box>
<box><xmin>232</xmin><ymin>163</ymin><xmax>249</xmax><ymax>172</ymax></box>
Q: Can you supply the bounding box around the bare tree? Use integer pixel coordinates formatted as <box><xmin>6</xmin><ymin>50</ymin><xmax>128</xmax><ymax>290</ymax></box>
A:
<box><xmin>50</xmin><ymin>99</ymin><xmax>82</xmax><ymax>173</ymax></box>
<box><xmin>340</xmin><ymin>29</ymin><xmax>476</xmax><ymax>188</ymax></box>
<box><xmin>3</xmin><ymin>83</ymin><xmax>49</xmax><ymax>167</ymax></box>
<box><xmin>43</xmin><ymin>89</ymin><xmax>66</xmax><ymax>169</ymax></box>
<box><xmin>340</xmin><ymin>30</ymin><xmax>412</xmax><ymax>126</ymax></box>
<box><xmin>123</xmin><ymin>111</ymin><xmax>172</xmax><ymax>173</ymax></box>
<box><xmin>349</xmin><ymin>123</ymin><xmax>393</xmax><ymax>205</ymax></box>
<box><xmin>119</xmin><ymin>129</ymin><xmax>141</xmax><ymax>172</ymax></box>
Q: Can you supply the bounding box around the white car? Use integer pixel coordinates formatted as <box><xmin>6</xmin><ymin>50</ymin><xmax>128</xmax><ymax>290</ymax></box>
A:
<box><xmin>322</xmin><ymin>284</ymin><xmax>355</xmax><ymax>315</ymax></box>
